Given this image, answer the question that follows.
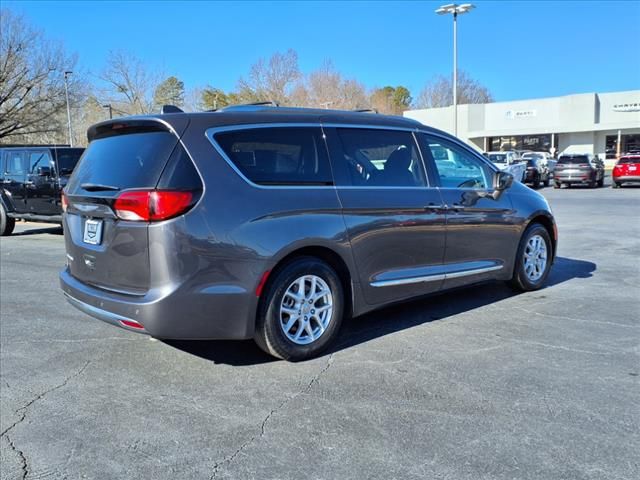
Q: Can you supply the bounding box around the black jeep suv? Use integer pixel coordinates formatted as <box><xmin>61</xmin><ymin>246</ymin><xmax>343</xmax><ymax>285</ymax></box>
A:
<box><xmin>1</xmin><ymin>145</ymin><xmax>84</xmax><ymax>235</ymax></box>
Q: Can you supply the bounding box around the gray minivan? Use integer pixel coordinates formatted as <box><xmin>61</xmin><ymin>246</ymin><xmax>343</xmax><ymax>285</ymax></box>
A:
<box><xmin>60</xmin><ymin>105</ymin><xmax>557</xmax><ymax>360</ymax></box>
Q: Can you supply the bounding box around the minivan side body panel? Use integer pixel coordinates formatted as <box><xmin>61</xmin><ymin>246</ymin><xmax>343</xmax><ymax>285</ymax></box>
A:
<box><xmin>60</xmin><ymin>110</ymin><xmax>556</xmax><ymax>340</ymax></box>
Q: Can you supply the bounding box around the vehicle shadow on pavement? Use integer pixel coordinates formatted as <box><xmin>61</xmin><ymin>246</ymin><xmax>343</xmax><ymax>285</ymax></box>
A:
<box><xmin>10</xmin><ymin>226</ymin><xmax>63</xmax><ymax>236</ymax></box>
<box><xmin>165</xmin><ymin>256</ymin><xmax>596</xmax><ymax>366</ymax></box>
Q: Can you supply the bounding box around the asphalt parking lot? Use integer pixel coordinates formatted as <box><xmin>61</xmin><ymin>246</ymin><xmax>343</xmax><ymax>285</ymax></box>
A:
<box><xmin>1</xmin><ymin>180</ymin><xmax>638</xmax><ymax>480</ymax></box>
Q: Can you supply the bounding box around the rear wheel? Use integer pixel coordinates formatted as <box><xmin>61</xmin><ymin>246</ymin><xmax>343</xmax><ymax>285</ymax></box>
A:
<box><xmin>0</xmin><ymin>204</ymin><xmax>16</xmax><ymax>236</ymax></box>
<box><xmin>255</xmin><ymin>257</ymin><xmax>345</xmax><ymax>361</ymax></box>
<box><xmin>543</xmin><ymin>175</ymin><xmax>550</xmax><ymax>187</ymax></box>
<box><xmin>508</xmin><ymin>223</ymin><xmax>552</xmax><ymax>292</ymax></box>
<box><xmin>612</xmin><ymin>181</ymin><xmax>621</xmax><ymax>188</ymax></box>
<box><xmin>597</xmin><ymin>176</ymin><xmax>604</xmax><ymax>188</ymax></box>
<box><xmin>553</xmin><ymin>181</ymin><xmax>561</xmax><ymax>189</ymax></box>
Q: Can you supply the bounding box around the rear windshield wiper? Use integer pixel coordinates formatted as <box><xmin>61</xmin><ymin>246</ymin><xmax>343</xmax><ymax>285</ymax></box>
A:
<box><xmin>80</xmin><ymin>183</ymin><xmax>121</xmax><ymax>192</ymax></box>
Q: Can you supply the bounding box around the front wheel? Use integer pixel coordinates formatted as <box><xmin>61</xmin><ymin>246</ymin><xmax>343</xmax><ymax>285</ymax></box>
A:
<box><xmin>0</xmin><ymin>204</ymin><xmax>16</xmax><ymax>236</ymax></box>
<box><xmin>254</xmin><ymin>257</ymin><xmax>345</xmax><ymax>361</ymax></box>
<box><xmin>508</xmin><ymin>224</ymin><xmax>552</xmax><ymax>292</ymax></box>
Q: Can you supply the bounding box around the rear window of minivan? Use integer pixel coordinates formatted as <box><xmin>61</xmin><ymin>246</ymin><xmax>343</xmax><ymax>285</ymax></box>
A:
<box><xmin>214</xmin><ymin>127</ymin><xmax>333</xmax><ymax>186</ymax></box>
<box><xmin>67</xmin><ymin>131</ymin><xmax>179</xmax><ymax>194</ymax></box>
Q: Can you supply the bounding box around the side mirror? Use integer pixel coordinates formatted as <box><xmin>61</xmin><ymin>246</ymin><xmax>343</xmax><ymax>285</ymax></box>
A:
<box><xmin>37</xmin><ymin>166</ymin><xmax>52</xmax><ymax>177</ymax></box>
<box><xmin>495</xmin><ymin>170</ymin><xmax>514</xmax><ymax>190</ymax></box>
<box><xmin>489</xmin><ymin>171</ymin><xmax>514</xmax><ymax>199</ymax></box>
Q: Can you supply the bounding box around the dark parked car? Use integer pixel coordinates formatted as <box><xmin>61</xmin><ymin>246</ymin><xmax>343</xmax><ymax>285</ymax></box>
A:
<box><xmin>612</xmin><ymin>153</ymin><xmax>640</xmax><ymax>188</ymax></box>
<box><xmin>553</xmin><ymin>153</ymin><xmax>604</xmax><ymax>188</ymax></box>
<box><xmin>1</xmin><ymin>145</ymin><xmax>84</xmax><ymax>235</ymax></box>
<box><xmin>520</xmin><ymin>156</ymin><xmax>551</xmax><ymax>188</ymax></box>
<box><xmin>60</xmin><ymin>105</ymin><xmax>557</xmax><ymax>360</ymax></box>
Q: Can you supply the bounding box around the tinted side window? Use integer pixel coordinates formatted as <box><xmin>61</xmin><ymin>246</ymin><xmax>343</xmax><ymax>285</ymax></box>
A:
<box><xmin>214</xmin><ymin>127</ymin><xmax>332</xmax><ymax>186</ymax></box>
<box><xmin>5</xmin><ymin>151</ymin><xmax>25</xmax><ymax>175</ymax></box>
<box><xmin>334</xmin><ymin>128</ymin><xmax>426</xmax><ymax>187</ymax></box>
<box><xmin>28</xmin><ymin>151</ymin><xmax>53</xmax><ymax>174</ymax></box>
<box><xmin>54</xmin><ymin>148</ymin><xmax>84</xmax><ymax>175</ymax></box>
<box><xmin>424</xmin><ymin>135</ymin><xmax>492</xmax><ymax>189</ymax></box>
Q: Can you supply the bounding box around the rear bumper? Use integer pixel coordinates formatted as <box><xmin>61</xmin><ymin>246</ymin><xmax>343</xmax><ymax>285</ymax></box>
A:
<box><xmin>60</xmin><ymin>267</ymin><xmax>257</xmax><ymax>340</ymax></box>
<box><xmin>612</xmin><ymin>175</ymin><xmax>640</xmax><ymax>183</ymax></box>
<box><xmin>64</xmin><ymin>292</ymin><xmax>149</xmax><ymax>334</ymax></box>
<box><xmin>554</xmin><ymin>173</ymin><xmax>594</xmax><ymax>183</ymax></box>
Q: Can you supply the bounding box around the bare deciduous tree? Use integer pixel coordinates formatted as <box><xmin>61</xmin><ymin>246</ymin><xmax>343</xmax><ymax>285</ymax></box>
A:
<box><xmin>291</xmin><ymin>60</ymin><xmax>369</xmax><ymax>110</ymax></box>
<box><xmin>0</xmin><ymin>9</ymin><xmax>81</xmax><ymax>142</ymax></box>
<box><xmin>99</xmin><ymin>50</ymin><xmax>159</xmax><ymax>115</ymax></box>
<box><xmin>237</xmin><ymin>49</ymin><xmax>301</xmax><ymax>105</ymax></box>
<box><xmin>416</xmin><ymin>71</ymin><xmax>493</xmax><ymax>108</ymax></box>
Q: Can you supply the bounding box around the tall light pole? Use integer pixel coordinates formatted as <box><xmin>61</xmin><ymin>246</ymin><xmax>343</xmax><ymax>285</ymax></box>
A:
<box><xmin>435</xmin><ymin>3</ymin><xmax>475</xmax><ymax>136</ymax></box>
<box><xmin>63</xmin><ymin>71</ymin><xmax>74</xmax><ymax>146</ymax></box>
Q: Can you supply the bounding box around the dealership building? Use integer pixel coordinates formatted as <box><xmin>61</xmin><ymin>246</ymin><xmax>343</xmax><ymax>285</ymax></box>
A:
<box><xmin>404</xmin><ymin>90</ymin><xmax>640</xmax><ymax>165</ymax></box>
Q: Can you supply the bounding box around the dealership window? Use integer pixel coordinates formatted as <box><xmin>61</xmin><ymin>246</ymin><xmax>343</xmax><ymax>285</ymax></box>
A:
<box><xmin>488</xmin><ymin>134</ymin><xmax>552</xmax><ymax>153</ymax></box>
<box><xmin>606</xmin><ymin>134</ymin><xmax>640</xmax><ymax>158</ymax></box>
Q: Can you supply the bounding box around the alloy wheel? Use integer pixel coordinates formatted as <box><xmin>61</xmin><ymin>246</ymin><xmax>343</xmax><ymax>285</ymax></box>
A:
<box><xmin>279</xmin><ymin>275</ymin><xmax>333</xmax><ymax>345</ymax></box>
<box><xmin>523</xmin><ymin>234</ymin><xmax>548</xmax><ymax>282</ymax></box>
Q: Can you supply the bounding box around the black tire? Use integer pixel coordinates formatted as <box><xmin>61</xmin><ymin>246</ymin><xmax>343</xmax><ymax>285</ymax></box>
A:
<box><xmin>597</xmin><ymin>177</ymin><xmax>604</xmax><ymax>188</ymax></box>
<box><xmin>588</xmin><ymin>179</ymin><xmax>596</xmax><ymax>188</ymax></box>
<box><xmin>0</xmin><ymin>204</ymin><xmax>16</xmax><ymax>236</ymax></box>
<box><xmin>532</xmin><ymin>173</ymin><xmax>540</xmax><ymax>189</ymax></box>
<box><xmin>543</xmin><ymin>176</ymin><xmax>550</xmax><ymax>187</ymax></box>
<box><xmin>254</xmin><ymin>257</ymin><xmax>345</xmax><ymax>361</ymax></box>
<box><xmin>553</xmin><ymin>181</ymin><xmax>561</xmax><ymax>189</ymax></box>
<box><xmin>612</xmin><ymin>182</ymin><xmax>621</xmax><ymax>189</ymax></box>
<box><xmin>508</xmin><ymin>223</ymin><xmax>553</xmax><ymax>292</ymax></box>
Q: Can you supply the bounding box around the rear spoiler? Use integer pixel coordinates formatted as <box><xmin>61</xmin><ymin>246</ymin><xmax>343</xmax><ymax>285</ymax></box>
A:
<box><xmin>87</xmin><ymin>116</ymin><xmax>190</xmax><ymax>142</ymax></box>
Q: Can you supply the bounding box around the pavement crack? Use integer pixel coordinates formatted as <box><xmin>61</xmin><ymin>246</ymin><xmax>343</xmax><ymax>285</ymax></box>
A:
<box><xmin>4</xmin><ymin>434</ymin><xmax>29</xmax><ymax>479</ymax></box>
<box><xmin>0</xmin><ymin>360</ymin><xmax>91</xmax><ymax>439</ymax></box>
<box><xmin>209</xmin><ymin>354</ymin><xmax>334</xmax><ymax>479</ymax></box>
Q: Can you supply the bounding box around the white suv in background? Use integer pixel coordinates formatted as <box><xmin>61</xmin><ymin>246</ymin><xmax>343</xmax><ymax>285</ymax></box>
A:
<box><xmin>486</xmin><ymin>151</ymin><xmax>526</xmax><ymax>181</ymax></box>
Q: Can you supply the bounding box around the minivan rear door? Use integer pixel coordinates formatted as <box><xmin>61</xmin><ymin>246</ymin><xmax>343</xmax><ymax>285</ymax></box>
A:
<box><xmin>63</xmin><ymin>118</ymin><xmax>190</xmax><ymax>295</ymax></box>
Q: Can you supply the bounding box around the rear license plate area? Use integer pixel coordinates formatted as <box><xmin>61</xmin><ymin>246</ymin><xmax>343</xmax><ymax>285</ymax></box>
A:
<box><xmin>83</xmin><ymin>219</ymin><xmax>103</xmax><ymax>245</ymax></box>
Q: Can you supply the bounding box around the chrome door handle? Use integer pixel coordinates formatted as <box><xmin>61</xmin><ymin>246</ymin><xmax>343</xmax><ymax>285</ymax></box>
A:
<box><xmin>424</xmin><ymin>204</ymin><xmax>446</xmax><ymax>211</ymax></box>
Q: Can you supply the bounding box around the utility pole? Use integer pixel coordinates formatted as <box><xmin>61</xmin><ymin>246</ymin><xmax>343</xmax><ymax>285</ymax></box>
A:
<box><xmin>103</xmin><ymin>104</ymin><xmax>113</xmax><ymax>119</ymax></box>
<box><xmin>64</xmin><ymin>71</ymin><xmax>74</xmax><ymax>146</ymax></box>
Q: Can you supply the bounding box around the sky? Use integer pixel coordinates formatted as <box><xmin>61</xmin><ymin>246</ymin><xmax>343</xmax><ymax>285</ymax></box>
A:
<box><xmin>4</xmin><ymin>0</ymin><xmax>640</xmax><ymax>103</ymax></box>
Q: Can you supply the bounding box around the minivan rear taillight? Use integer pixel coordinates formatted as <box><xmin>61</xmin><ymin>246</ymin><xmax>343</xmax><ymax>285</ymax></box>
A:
<box><xmin>114</xmin><ymin>190</ymin><xmax>194</xmax><ymax>221</ymax></box>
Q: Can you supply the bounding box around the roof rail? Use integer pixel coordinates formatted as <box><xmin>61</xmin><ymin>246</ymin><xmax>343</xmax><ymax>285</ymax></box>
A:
<box><xmin>244</xmin><ymin>101</ymin><xmax>280</xmax><ymax>107</ymax></box>
<box><xmin>353</xmin><ymin>108</ymin><xmax>378</xmax><ymax>114</ymax></box>
<box><xmin>218</xmin><ymin>101</ymin><xmax>280</xmax><ymax>112</ymax></box>
<box><xmin>161</xmin><ymin>105</ymin><xmax>184</xmax><ymax>114</ymax></box>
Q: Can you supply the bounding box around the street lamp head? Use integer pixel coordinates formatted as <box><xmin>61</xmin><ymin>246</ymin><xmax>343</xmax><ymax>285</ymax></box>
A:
<box><xmin>435</xmin><ymin>3</ymin><xmax>475</xmax><ymax>15</ymax></box>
